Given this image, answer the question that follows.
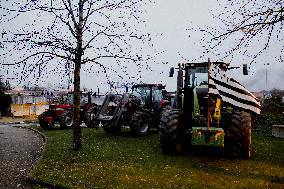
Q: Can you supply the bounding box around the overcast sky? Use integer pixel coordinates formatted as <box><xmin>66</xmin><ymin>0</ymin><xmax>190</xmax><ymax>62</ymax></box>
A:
<box><xmin>142</xmin><ymin>0</ymin><xmax>284</xmax><ymax>92</ymax></box>
<box><xmin>0</xmin><ymin>0</ymin><xmax>283</xmax><ymax>93</ymax></box>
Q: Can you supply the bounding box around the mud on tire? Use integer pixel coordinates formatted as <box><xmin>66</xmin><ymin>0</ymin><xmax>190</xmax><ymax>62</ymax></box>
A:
<box><xmin>159</xmin><ymin>105</ymin><xmax>172</xmax><ymax>122</ymax></box>
<box><xmin>225</xmin><ymin>110</ymin><xmax>252</xmax><ymax>159</ymax></box>
<box><xmin>130</xmin><ymin>111</ymin><xmax>151</xmax><ymax>136</ymax></box>
<box><xmin>159</xmin><ymin>110</ymin><xmax>180</xmax><ymax>155</ymax></box>
<box><xmin>59</xmin><ymin>111</ymin><xmax>74</xmax><ymax>129</ymax></box>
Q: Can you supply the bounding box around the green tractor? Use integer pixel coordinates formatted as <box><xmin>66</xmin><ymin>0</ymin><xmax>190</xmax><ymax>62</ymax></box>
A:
<box><xmin>160</xmin><ymin>60</ymin><xmax>260</xmax><ymax>158</ymax></box>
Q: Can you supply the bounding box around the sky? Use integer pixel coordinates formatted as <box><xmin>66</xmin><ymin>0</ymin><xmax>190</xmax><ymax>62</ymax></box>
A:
<box><xmin>0</xmin><ymin>0</ymin><xmax>283</xmax><ymax>93</ymax></box>
<box><xmin>141</xmin><ymin>0</ymin><xmax>284</xmax><ymax>92</ymax></box>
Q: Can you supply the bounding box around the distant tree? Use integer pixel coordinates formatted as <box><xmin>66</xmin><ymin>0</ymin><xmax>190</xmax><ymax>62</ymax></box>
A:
<box><xmin>0</xmin><ymin>78</ymin><xmax>12</xmax><ymax>117</ymax></box>
<box><xmin>263</xmin><ymin>88</ymin><xmax>284</xmax><ymax>113</ymax></box>
<box><xmin>0</xmin><ymin>79</ymin><xmax>5</xmax><ymax>92</ymax></box>
<box><xmin>0</xmin><ymin>78</ymin><xmax>11</xmax><ymax>91</ymax></box>
<box><xmin>0</xmin><ymin>91</ymin><xmax>12</xmax><ymax>117</ymax></box>
<box><xmin>4</xmin><ymin>80</ymin><xmax>12</xmax><ymax>90</ymax></box>
<box><xmin>0</xmin><ymin>0</ymin><xmax>154</xmax><ymax>149</ymax></box>
<box><xmin>191</xmin><ymin>1</ymin><xmax>284</xmax><ymax>65</ymax></box>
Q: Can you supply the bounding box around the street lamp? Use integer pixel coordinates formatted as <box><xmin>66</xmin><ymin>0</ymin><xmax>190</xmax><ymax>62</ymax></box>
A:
<box><xmin>264</xmin><ymin>63</ymin><xmax>270</xmax><ymax>90</ymax></box>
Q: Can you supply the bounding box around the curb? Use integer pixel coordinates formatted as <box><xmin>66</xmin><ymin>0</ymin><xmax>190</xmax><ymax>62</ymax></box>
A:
<box><xmin>12</xmin><ymin>126</ymin><xmax>68</xmax><ymax>189</ymax></box>
<box><xmin>25</xmin><ymin>177</ymin><xmax>69</xmax><ymax>189</ymax></box>
<box><xmin>0</xmin><ymin>121</ymin><xmax>38</xmax><ymax>125</ymax></box>
<box><xmin>0</xmin><ymin>121</ymin><xmax>25</xmax><ymax>125</ymax></box>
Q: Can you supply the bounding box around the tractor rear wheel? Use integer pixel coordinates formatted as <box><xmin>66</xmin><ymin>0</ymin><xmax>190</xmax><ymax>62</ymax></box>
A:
<box><xmin>159</xmin><ymin>110</ymin><xmax>180</xmax><ymax>155</ymax></box>
<box><xmin>154</xmin><ymin>104</ymin><xmax>172</xmax><ymax>131</ymax></box>
<box><xmin>159</xmin><ymin>104</ymin><xmax>173</xmax><ymax>123</ymax></box>
<box><xmin>38</xmin><ymin>112</ymin><xmax>54</xmax><ymax>130</ymax></box>
<box><xmin>84</xmin><ymin>105</ymin><xmax>99</xmax><ymax>128</ymax></box>
<box><xmin>130</xmin><ymin>111</ymin><xmax>151</xmax><ymax>136</ymax></box>
<box><xmin>159</xmin><ymin>104</ymin><xmax>172</xmax><ymax>121</ymax></box>
<box><xmin>59</xmin><ymin>111</ymin><xmax>74</xmax><ymax>129</ymax></box>
<box><xmin>225</xmin><ymin>110</ymin><xmax>252</xmax><ymax>159</ymax></box>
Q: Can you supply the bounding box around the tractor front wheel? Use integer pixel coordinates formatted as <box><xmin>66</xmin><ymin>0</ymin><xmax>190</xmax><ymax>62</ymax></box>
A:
<box><xmin>159</xmin><ymin>110</ymin><xmax>180</xmax><ymax>155</ymax></box>
<box><xmin>130</xmin><ymin>111</ymin><xmax>151</xmax><ymax>136</ymax></box>
<box><xmin>102</xmin><ymin>122</ymin><xmax>121</xmax><ymax>134</ymax></box>
<box><xmin>84</xmin><ymin>105</ymin><xmax>99</xmax><ymax>128</ymax></box>
<box><xmin>38</xmin><ymin>112</ymin><xmax>55</xmax><ymax>130</ymax></box>
<box><xmin>59</xmin><ymin>111</ymin><xmax>74</xmax><ymax>129</ymax></box>
<box><xmin>225</xmin><ymin>110</ymin><xmax>252</xmax><ymax>159</ymax></box>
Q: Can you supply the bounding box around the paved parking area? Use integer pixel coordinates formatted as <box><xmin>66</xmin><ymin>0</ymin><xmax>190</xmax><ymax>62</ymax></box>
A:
<box><xmin>0</xmin><ymin>125</ymin><xmax>44</xmax><ymax>189</ymax></box>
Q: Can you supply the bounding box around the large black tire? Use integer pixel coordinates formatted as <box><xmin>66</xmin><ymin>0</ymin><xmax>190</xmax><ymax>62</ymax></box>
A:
<box><xmin>38</xmin><ymin>112</ymin><xmax>54</xmax><ymax>130</ymax></box>
<box><xmin>225</xmin><ymin>110</ymin><xmax>252</xmax><ymax>159</ymax></box>
<box><xmin>102</xmin><ymin>122</ymin><xmax>121</xmax><ymax>134</ymax></box>
<box><xmin>130</xmin><ymin>111</ymin><xmax>151</xmax><ymax>136</ymax></box>
<box><xmin>159</xmin><ymin>104</ymin><xmax>172</xmax><ymax>119</ymax></box>
<box><xmin>155</xmin><ymin>104</ymin><xmax>173</xmax><ymax>131</ymax></box>
<box><xmin>159</xmin><ymin>110</ymin><xmax>180</xmax><ymax>155</ymax></box>
<box><xmin>59</xmin><ymin>111</ymin><xmax>74</xmax><ymax>129</ymax></box>
<box><xmin>84</xmin><ymin>105</ymin><xmax>99</xmax><ymax>128</ymax></box>
<box><xmin>102</xmin><ymin>106</ymin><xmax>122</xmax><ymax>134</ymax></box>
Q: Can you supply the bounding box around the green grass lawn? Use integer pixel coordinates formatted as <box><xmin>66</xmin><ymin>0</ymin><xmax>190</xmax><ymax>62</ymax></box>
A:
<box><xmin>31</xmin><ymin>128</ymin><xmax>284</xmax><ymax>189</ymax></box>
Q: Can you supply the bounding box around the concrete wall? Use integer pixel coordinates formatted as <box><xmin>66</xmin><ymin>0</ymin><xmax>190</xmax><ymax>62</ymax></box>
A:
<box><xmin>272</xmin><ymin>125</ymin><xmax>284</xmax><ymax>138</ymax></box>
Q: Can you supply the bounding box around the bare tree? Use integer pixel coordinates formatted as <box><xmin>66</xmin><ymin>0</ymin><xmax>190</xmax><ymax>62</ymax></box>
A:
<box><xmin>188</xmin><ymin>0</ymin><xmax>284</xmax><ymax>66</ymax></box>
<box><xmin>0</xmin><ymin>0</ymin><xmax>154</xmax><ymax>149</ymax></box>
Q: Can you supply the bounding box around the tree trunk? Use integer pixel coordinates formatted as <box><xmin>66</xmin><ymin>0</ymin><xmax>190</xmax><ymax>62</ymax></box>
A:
<box><xmin>73</xmin><ymin>61</ymin><xmax>81</xmax><ymax>149</ymax></box>
<box><xmin>73</xmin><ymin>0</ymin><xmax>84</xmax><ymax>150</ymax></box>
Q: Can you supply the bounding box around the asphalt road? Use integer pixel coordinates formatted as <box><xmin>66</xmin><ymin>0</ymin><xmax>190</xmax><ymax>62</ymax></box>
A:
<box><xmin>0</xmin><ymin>124</ymin><xmax>44</xmax><ymax>189</ymax></box>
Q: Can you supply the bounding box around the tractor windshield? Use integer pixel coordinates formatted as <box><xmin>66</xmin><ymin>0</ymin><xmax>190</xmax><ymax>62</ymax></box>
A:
<box><xmin>186</xmin><ymin>67</ymin><xmax>208</xmax><ymax>88</ymax></box>
<box><xmin>185</xmin><ymin>66</ymin><xmax>209</xmax><ymax>120</ymax></box>
<box><xmin>131</xmin><ymin>87</ymin><xmax>151</xmax><ymax>102</ymax></box>
<box><xmin>152</xmin><ymin>87</ymin><xmax>163</xmax><ymax>102</ymax></box>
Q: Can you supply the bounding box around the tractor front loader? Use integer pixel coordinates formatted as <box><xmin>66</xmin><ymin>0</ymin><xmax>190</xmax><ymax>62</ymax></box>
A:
<box><xmin>160</xmin><ymin>60</ymin><xmax>260</xmax><ymax>158</ymax></box>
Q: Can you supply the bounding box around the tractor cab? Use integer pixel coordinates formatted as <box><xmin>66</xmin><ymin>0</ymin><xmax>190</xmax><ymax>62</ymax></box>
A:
<box><xmin>131</xmin><ymin>84</ymin><xmax>166</xmax><ymax>114</ymax></box>
<box><xmin>65</xmin><ymin>91</ymin><xmax>91</xmax><ymax>106</ymax></box>
<box><xmin>174</xmin><ymin>62</ymin><xmax>228</xmax><ymax>128</ymax></box>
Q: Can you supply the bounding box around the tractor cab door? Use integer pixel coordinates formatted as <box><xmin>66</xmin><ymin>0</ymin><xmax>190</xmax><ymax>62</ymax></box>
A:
<box><xmin>151</xmin><ymin>87</ymin><xmax>164</xmax><ymax>113</ymax></box>
<box><xmin>184</xmin><ymin>66</ymin><xmax>209</xmax><ymax>127</ymax></box>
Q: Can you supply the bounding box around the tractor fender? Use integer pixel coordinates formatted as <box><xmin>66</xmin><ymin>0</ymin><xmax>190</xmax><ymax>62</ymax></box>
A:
<box><xmin>159</xmin><ymin>99</ymin><xmax>171</xmax><ymax>107</ymax></box>
<box><xmin>158</xmin><ymin>100</ymin><xmax>172</xmax><ymax>114</ymax></box>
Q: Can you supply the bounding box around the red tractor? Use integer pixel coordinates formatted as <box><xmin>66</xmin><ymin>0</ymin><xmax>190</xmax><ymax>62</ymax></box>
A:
<box><xmin>38</xmin><ymin>92</ymin><xmax>100</xmax><ymax>129</ymax></box>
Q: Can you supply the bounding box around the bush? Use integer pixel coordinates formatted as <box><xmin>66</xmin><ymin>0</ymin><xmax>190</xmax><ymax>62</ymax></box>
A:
<box><xmin>252</xmin><ymin>113</ymin><xmax>284</xmax><ymax>135</ymax></box>
<box><xmin>0</xmin><ymin>91</ymin><xmax>12</xmax><ymax>117</ymax></box>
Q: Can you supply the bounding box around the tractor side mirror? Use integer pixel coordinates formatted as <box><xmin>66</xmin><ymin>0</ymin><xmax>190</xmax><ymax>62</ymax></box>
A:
<box><xmin>169</xmin><ymin>67</ymin><xmax>174</xmax><ymax>77</ymax></box>
<box><xmin>243</xmin><ymin>64</ymin><xmax>248</xmax><ymax>75</ymax></box>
